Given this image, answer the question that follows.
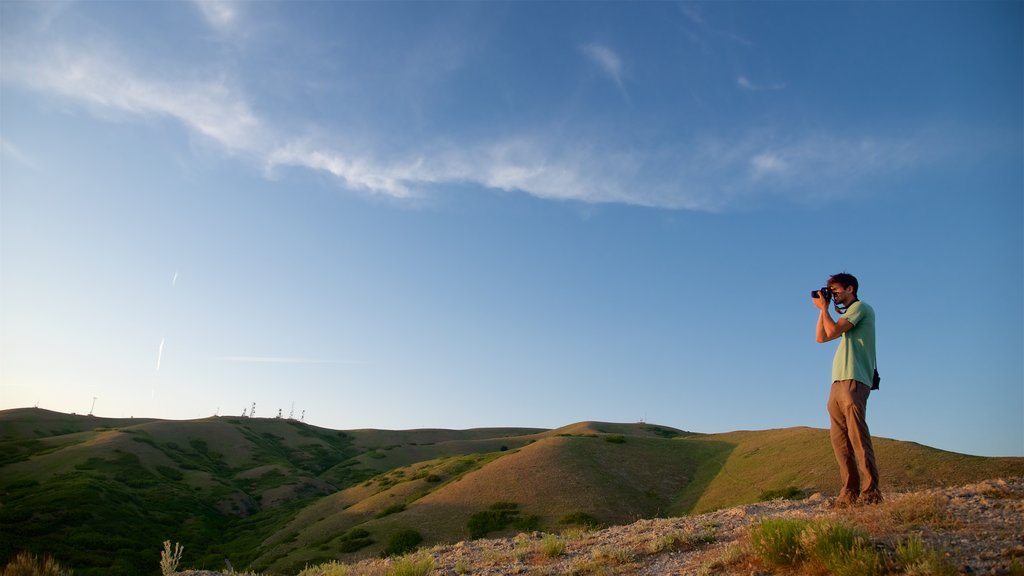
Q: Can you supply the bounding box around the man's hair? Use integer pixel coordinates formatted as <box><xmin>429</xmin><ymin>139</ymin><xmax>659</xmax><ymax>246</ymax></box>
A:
<box><xmin>828</xmin><ymin>272</ymin><xmax>859</xmax><ymax>296</ymax></box>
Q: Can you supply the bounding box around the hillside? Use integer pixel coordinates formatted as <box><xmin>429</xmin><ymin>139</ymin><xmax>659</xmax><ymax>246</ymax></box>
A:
<box><xmin>174</xmin><ymin>477</ymin><xmax>1024</xmax><ymax>576</ymax></box>
<box><xmin>1</xmin><ymin>408</ymin><xmax>1021</xmax><ymax>575</ymax></box>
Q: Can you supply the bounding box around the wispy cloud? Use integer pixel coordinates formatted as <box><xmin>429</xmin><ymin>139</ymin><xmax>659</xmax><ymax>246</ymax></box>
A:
<box><xmin>580</xmin><ymin>43</ymin><xmax>628</xmax><ymax>100</ymax></box>
<box><xmin>4</xmin><ymin>47</ymin><xmax>264</xmax><ymax>154</ymax></box>
<box><xmin>2</xmin><ymin>37</ymin><xmax>926</xmax><ymax>212</ymax></box>
<box><xmin>0</xmin><ymin>137</ymin><xmax>41</xmax><ymax>171</ymax></box>
<box><xmin>266</xmin><ymin>142</ymin><xmax>418</xmax><ymax>199</ymax></box>
<box><xmin>193</xmin><ymin>0</ymin><xmax>239</xmax><ymax>31</ymax></box>
<box><xmin>680</xmin><ymin>3</ymin><xmax>706</xmax><ymax>26</ymax></box>
<box><xmin>751</xmin><ymin>151</ymin><xmax>788</xmax><ymax>178</ymax></box>
<box><xmin>679</xmin><ymin>3</ymin><xmax>752</xmax><ymax>48</ymax></box>
<box><xmin>737</xmin><ymin>75</ymin><xmax>785</xmax><ymax>91</ymax></box>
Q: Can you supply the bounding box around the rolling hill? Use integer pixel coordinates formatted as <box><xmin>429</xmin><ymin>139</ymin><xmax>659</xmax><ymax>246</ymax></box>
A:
<box><xmin>1</xmin><ymin>408</ymin><xmax>1021</xmax><ymax>575</ymax></box>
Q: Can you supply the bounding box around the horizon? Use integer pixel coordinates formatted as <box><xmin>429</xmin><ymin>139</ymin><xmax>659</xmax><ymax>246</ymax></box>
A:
<box><xmin>1</xmin><ymin>1</ymin><xmax>1021</xmax><ymax>458</ymax></box>
<box><xmin>4</xmin><ymin>405</ymin><xmax>1019</xmax><ymax>460</ymax></box>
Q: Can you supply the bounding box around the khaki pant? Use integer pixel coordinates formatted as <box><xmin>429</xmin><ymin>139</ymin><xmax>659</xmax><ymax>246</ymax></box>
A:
<box><xmin>827</xmin><ymin>379</ymin><xmax>880</xmax><ymax>500</ymax></box>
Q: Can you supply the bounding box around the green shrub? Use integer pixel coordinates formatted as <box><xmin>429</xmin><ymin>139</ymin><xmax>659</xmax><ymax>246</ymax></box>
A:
<box><xmin>648</xmin><ymin>526</ymin><xmax>717</xmax><ymax>554</ymax></box>
<box><xmin>559</xmin><ymin>512</ymin><xmax>602</xmax><ymax>528</ymax></box>
<box><xmin>335</xmin><ymin>528</ymin><xmax>373</xmax><ymax>553</ymax></box>
<box><xmin>377</xmin><ymin>503</ymin><xmax>406</xmax><ymax>518</ymax></box>
<box><xmin>386</xmin><ymin>553</ymin><xmax>434</xmax><ymax>576</ymax></box>
<box><xmin>465</xmin><ymin>502</ymin><xmax>540</xmax><ymax>538</ymax></box>
<box><xmin>800</xmin><ymin>521</ymin><xmax>881</xmax><ymax>576</ymax></box>
<box><xmin>749</xmin><ymin>518</ymin><xmax>806</xmax><ymax>566</ymax></box>
<box><xmin>896</xmin><ymin>535</ymin><xmax>957</xmax><ymax>576</ymax></box>
<box><xmin>604</xmin><ymin>435</ymin><xmax>626</xmax><ymax>444</ymax></box>
<box><xmin>540</xmin><ymin>534</ymin><xmax>566</xmax><ymax>557</ymax></box>
<box><xmin>749</xmin><ymin>518</ymin><xmax>884</xmax><ymax>576</ymax></box>
<box><xmin>758</xmin><ymin>486</ymin><xmax>804</xmax><ymax>501</ymax></box>
<box><xmin>382</xmin><ymin>529</ymin><xmax>423</xmax><ymax>557</ymax></box>
<box><xmin>297</xmin><ymin>560</ymin><xmax>351</xmax><ymax>576</ymax></box>
<box><xmin>155</xmin><ymin>465</ymin><xmax>183</xmax><ymax>481</ymax></box>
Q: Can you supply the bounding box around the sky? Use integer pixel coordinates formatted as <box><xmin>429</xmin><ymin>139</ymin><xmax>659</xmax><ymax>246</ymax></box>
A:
<box><xmin>1</xmin><ymin>1</ymin><xmax>1021</xmax><ymax>458</ymax></box>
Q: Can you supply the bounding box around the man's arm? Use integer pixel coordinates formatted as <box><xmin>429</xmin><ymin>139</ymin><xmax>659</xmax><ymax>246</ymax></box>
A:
<box><xmin>813</xmin><ymin>295</ymin><xmax>854</xmax><ymax>343</ymax></box>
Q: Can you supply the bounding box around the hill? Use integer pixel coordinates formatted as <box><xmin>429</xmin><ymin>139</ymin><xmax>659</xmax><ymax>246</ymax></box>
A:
<box><xmin>173</xmin><ymin>477</ymin><xmax>1021</xmax><ymax>576</ymax></box>
<box><xmin>1</xmin><ymin>408</ymin><xmax>1021</xmax><ymax>575</ymax></box>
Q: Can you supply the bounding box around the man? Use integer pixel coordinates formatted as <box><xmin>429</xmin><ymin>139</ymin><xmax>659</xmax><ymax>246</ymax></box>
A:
<box><xmin>813</xmin><ymin>272</ymin><xmax>881</xmax><ymax>507</ymax></box>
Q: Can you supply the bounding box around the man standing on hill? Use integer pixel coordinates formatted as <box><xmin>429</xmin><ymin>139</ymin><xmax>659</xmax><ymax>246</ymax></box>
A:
<box><xmin>813</xmin><ymin>272</ymin><xmax>882</xmax><ymax>507</ymax></box>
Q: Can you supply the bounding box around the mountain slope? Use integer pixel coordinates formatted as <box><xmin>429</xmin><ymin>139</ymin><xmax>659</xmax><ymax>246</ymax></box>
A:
<box><xmin>1</xmin><ymin>409</ymin><xmax>1021</xmax><ymax>576</ymax></box>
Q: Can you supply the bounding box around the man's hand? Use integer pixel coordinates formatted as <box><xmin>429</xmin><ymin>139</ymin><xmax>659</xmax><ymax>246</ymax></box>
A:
<box><xmin>811</xmin><ymin>291</ymin><xmax>828</xmax><ymax>311</ymax></box>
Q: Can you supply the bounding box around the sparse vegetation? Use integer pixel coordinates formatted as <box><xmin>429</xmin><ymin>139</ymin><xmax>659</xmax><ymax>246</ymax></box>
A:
<box><xmin>382</xmin><ymin>529</ymin><xmax>423</xmax><ymax>557</ymax></box>
<box><xmin>742</xmin><ymin>514</ymin><xmax>963</xmax><ymax>576</ymax></box>
<box><xmin>748</xmin><ymin>517</ymin><xmax>806</xmax><ymax>566</ymax></box>
<box><xmin>160</xmin><ymin>541</ymin><xmax>184</xmax><ymax>576</ymax></box>
<box><xmin>1</xmin><ymin>551</ymin><xmax>74</xmax><ymax>576</ymax></box>
<box><xmin>559</xmin><ymin>511</ymin><xmax>603</xmax><ymax>529</ymax></box>
<box><xmin>758</xmin><ymin>485</ymin><xmax>804</xmax><ymax>501</ymax></box>
<box><xmin>748</xmin><ymin>517</ymin><xmax>886</xmax><ymax>574</ymax></box>
<box><xmin>896</xmin><ymin>534</ymin><xmax>958</xmax><ymax>576</ymax></box>
<box><xmin>387</xmin><ymin>553</ymin><xmax>434</xmax><ymax>576</ymax></box>
<box><xmin>646</xmin><ymin>525</ymin><xmax>717</xmax><ymax>554</ymax></box>
<box><xmin>2</xmin><ymin>409</ymin><xmax>1021</xmax><ymax>575</ymax></box>
<box><xmin>466</xmin><ymin>502</ymin><xmax>539</xmax><ymax>539</ymax></box>
<box><xmin>540</xmin><ymin>534</ymin><xmax>566</xmax><ymax>557</ymax></box>
<box><xmin>335</xmin><ymin>528</ymin><xmax>374</xmax><ymax>553</ymax></box>
<box><xmin>376</xmin><ymin>503</ymin><xmax>406</xmax><ymax>518</ymax></box>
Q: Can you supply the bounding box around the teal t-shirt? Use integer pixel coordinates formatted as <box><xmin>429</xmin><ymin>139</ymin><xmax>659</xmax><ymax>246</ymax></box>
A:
<box><xmin>832</xmin><ymin>300</ymin><xmax>877</xmax><ymax>385</ymax></box>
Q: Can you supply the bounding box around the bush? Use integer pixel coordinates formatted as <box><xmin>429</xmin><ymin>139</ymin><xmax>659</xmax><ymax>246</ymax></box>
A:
<box><xmin>748</xmin><ymin>518</ymin><xmax>884</xmax><ymax>576</ymax></box>
<box><xmin>297</xmin><ymin>560</ymin><xmax>351</xmax><ymax>576</ymax></box>
<box><xmin>156</xmin><ymin>465</ymin><xmax>183</xmax><ymax>481</ymax></box>
<box><xmin>896</xmin><ymin>535</ymin><xmax>957</xmax><ymax>576</ymax></box>
<box><xmin>749</xmin><ymin>518</ymin><xmax>806</xmax><ymax>566</ymax></box>
<box><xmin>540</xmin><ymin>534</ymin><xmax>565</xmax><ymax>557</ymax></box>
<box><xmin>376</xmin><ymin>503</ymin><xmax>406</xmax><ymax>518</ymax></box>
<box><xmin>1</xmin><ymin>551</ymin><xmax>74</xmax><ymax>576</ymax></box>
<box><xmin>387</xmin><ymin>553</ymin><xmax>434</xmax><ymax>576</ymax></box>
<box><xmin>382</xmin><ymin>529</ymin><xmax>423</xmax><ymax>557</ymax></box>
<box><xmin>466</xmin><ymin>502</ymin><xmax>540</xmax><ymax>538</ymax></box>
<box><xmin>560</xmin><ymin>512</ymin><xmax>602</xmax><ymax>528</ymax></box>
<box><xmin>799</xmin><ymin>521</ymin><xmax>880</xmax><ymax>576</ymax></box>
<box><xmin>159</xmin><ymin>541</ymin><xmax>184</xmax><ymax>576</ymax></box>
<box><xmin>758</xmin><ymin>486</ymin><xmax>804</xmax><ymax>501</ymax></box>
<box><xmin>335</xmin><ymin>528</ymin><xmax>373</xmax><ymax>553</ymax></box>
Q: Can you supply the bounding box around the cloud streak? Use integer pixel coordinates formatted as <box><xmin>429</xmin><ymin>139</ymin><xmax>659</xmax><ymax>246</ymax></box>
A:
<box><xmin>156</xmin><ymin>338</ymin><xmax>165</xmax><ymax>372</ymax></box>
<box><xmin>5</xmin><ymin>47</ymin><xmax>265</xmax><ymax>154</ymax></box>
<box><xmin>580</xmin><ymin>43</ymin><xmax>629</xmax><ymax>102</ymax></box>
<box><xmin>2</xmin><ymin>39</ymin><xmax>926</xmax><ymax>212</ymax></box>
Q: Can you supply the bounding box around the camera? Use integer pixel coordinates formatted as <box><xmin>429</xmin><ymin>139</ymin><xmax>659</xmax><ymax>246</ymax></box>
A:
<box><xmin>812</xmin><ymin>286</ymin><xmax>833</xmax><ymax>302</ymax></box>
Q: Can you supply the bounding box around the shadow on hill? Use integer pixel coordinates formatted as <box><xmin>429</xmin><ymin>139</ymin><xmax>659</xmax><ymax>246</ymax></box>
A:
<box><xmin>670</xmin><ymin>439</ymin><xmax>738</xmax><ymax>515</ymax></box>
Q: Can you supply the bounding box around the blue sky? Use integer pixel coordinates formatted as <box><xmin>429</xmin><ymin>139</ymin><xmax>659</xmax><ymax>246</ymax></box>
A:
<box><xmin>1</xmin><ymin>1</ymin><xmax>1021</xmax><ymax>457</ymax></box>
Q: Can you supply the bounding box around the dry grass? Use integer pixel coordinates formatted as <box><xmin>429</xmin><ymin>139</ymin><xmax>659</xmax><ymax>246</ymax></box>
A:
<box><xmin>837</xmin><ymin>491</ymin><xmax>958</xmax><ymax>536</ymax></box>
<box><xmin>1</xmin><ymin>552</ymin><xmax>74</xmax><ymax>576</ymax></box>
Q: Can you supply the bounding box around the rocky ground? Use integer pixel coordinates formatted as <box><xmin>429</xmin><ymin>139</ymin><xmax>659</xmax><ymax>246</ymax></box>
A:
<box><xmin>181</xmin><ymin>477</ymin><xmax>1024</xmax><ymax>576</ymax></box>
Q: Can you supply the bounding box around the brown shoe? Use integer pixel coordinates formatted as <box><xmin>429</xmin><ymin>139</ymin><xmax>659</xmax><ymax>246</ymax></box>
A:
<box><xmin>859</xmin><ymin>489</ymin><xmax>883</xmax><ymax>505</ymax></box>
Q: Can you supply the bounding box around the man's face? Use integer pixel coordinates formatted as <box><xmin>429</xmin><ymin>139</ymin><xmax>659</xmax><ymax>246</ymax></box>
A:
<box><xmin>828</xmin><ymin>283</ymin><xmax>855</xmax><ymax>306</ymax></box>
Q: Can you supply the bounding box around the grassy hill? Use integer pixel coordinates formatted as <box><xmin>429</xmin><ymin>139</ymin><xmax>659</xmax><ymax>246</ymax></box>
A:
<box><xmin>1</xmin><ymin>408</ymin><xmax>1021</xmax><ymax>575</ymax></box>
